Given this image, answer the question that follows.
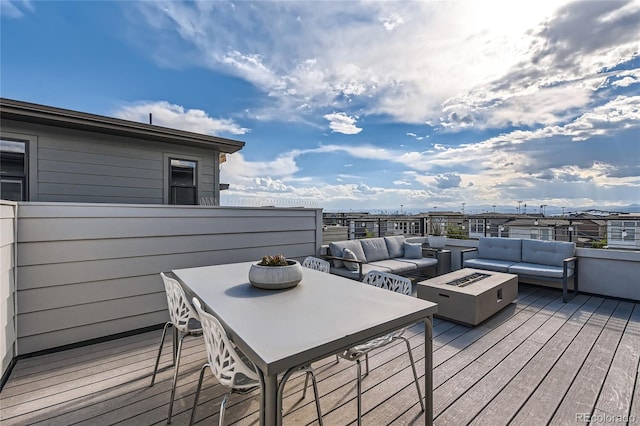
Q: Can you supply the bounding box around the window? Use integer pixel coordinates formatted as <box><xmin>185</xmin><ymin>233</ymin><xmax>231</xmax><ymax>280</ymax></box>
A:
<box><xmin>0</xmin><ymin>139</ymin><xmax>27</xmax><ymax>201</ymax></box>
<box><xmin>610</xmin><ymin>220</ymin><xmax>638</xmax><ymax>242</ymax></box>
<box><xmin>470</xmin><ymin>219</ymin><xmax>484</xmax><ymax>234</ymax></box>
<box><xmin>169</xmin><ymin>159</ymin><xmax>197</xmax><ymax>205</ymax></box>
<box><xmin>531</xmin><ymin>228</ymin><xmax>552</xmax><ymax>240</ymax></box>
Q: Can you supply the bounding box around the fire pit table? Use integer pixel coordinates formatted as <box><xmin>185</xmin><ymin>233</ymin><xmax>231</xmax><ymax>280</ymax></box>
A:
<box><xmin>417</xmin><ymin>268</ymin><xmax>518</xmax><ymax>325</ymax></box>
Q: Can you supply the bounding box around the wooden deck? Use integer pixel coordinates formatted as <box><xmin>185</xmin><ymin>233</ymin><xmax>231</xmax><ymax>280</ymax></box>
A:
<box><xmin>2</xmin><ymin>285</ymin><xmax>639</xmax><ymax>425</ymax></box>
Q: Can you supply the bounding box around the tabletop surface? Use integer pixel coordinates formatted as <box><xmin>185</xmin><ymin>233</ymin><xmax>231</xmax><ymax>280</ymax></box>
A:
<box><xmin>172</xmin><ymin>261</ymin><xmax>438</xmax><ymax>375</ymax></box>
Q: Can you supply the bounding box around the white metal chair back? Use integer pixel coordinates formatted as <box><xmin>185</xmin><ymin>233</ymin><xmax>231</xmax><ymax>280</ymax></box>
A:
<box><xmin>160</xmin><ymin>272</ymin><xmax>200</xmax><ymax>333</ymax></box>
<box><xmin>302</xmin><ymin>256</ymin><xmax>331</xmax><ymax>273</ymax></box>
<box><xmin>192</xmin><ymin>298</ymin><xmax>259</xmax><ymax>389</ymax></box>
<box><xmin>362</xmin><ymin>271</ymin><xmax>411</xmax><ymax>296</ymax></box>
<box><xmin>340</xmin><ymin>270</ymin><xmax>424</xmax><ymax>425</ymax></box>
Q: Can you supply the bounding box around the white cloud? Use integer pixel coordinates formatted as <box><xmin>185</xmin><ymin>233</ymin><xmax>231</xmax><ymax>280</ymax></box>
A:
<box><xmin>138</xmin><ymin>1</ymin><xmax>615</xmax><ymax>125</ymax></box>
<box><xmin>114</xmin><ymin>101</ymin><xmax>250</xmax><ymax>135</ymax></box>
<box><xmin>378</xmin><ymin>13</ymin><xmax>404</xmax><ymax>32</ymax></box>
<box><xmin>0</xmin><ymin>0</ymin><xmax>33</xmax><ymax>18</ymax></box>
<box><xmin>222</xmin><ymin>152</ymin><xmax>299</xmax><ymax>183</ymax></box>
<box><xmin>128</xmin><ymin>1</ymin><xmax>640</xmax><ymax>210</ymax></box>
<box><xmin>323</xmin><ymin>112</ymin><xmax>362</xmax><ymax>134</ymax></box>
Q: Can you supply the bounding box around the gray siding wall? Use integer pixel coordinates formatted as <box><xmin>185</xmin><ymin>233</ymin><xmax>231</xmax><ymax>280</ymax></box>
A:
<box><xmin>1</xmin><ymin>201</ymin><xmax>17</xmax><ymax>378</ymax></box>
<box><xmin>2</xmin><ymin>120</ymin><xmax>217</xmax><ymax>204</ymax></box>
<box><xmin>16</xmin><ymin>202</ymin><xmax>323</xmax><ymax>354</ymax></box>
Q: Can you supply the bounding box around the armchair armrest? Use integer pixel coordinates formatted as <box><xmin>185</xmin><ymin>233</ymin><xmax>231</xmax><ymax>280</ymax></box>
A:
<box><xmin>562</xmin><ymin>256</ymin><xmax>578</xmax><ymax>277</ymax></box>
<box><xmin>323</xmin><ymin>255</ymin><xmax>365</xmax><ymax>265</ymax></box>
<box><xmin>562</xmin><ymin>256</ymin><xmax>579</xmax><ymax>303</ymax></box>
<box><xmin>323</xmin><ymin>255</ymin><xmax>365</xmax><ymax>280</ymax></box>
<box><xmin>421</xmin><ymin>247</ymin><xmax>438</xmax><ymax>256</ymax></box>
<box><xmin>460</xmin><ymin>248</ymin><xmax>478</xmax><ymax>267</ymax></box>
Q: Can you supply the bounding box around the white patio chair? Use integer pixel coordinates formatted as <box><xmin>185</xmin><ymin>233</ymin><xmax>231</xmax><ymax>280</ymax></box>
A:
<box><xmin>302</xmin><ymin>255</ymin><xmax>339</xmax><ymax>364</ymax></box>
<box><xmin>150</xmin><ymin>272</ymin><xmax>202</xmax><ymax>424</ymax></box>
<box><xmin>302</xmin><ymin>256</ymin><xmax>331</xmax><ymax>273</ymax></box>
<box><xmin>190</xmin><ymin>297</ymin><xmax>324</xmax><ymax>426</ymax></box>
<box><xmin>337</xmin><ymin>271</ymin><xmax>424</xmax><ymax>425</ymax></box>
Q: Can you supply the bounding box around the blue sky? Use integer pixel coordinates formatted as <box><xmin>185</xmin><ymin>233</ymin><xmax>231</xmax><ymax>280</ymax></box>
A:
<box><xmin>2</xmin><ymin>0</ymin><xmax>639</xmax><ymax>214</ymax></box>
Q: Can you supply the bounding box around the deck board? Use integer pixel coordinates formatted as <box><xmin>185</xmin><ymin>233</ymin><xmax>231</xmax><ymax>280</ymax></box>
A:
<box><xmin>468</xmin><ymin>295</ymin><xmax>603</xmax><ymax>425</ymax></box>
<box><xmin>508</xmin><ymin>298</ymin><xmax>619</xmax><ymax>425</ymax></box>
<box><xmin>1</xmin><ymin>285</ymin><xmax>639</xmax><ymax>426</ymax></box>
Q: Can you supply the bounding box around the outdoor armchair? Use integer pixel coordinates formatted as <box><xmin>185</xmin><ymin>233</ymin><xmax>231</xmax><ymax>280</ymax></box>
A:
<box><xmin>337</xmin><ymin>271</ymin><xmax>425</xmax><ymax>425</ymax></box>
<box><xmin>151</xmin><ymin>272</ymin><xmax>203</xmax><ymax>424</ymax></box>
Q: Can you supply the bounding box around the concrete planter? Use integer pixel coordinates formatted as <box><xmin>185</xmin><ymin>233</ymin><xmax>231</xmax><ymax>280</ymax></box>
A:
<box><xmin>249</xmin><ymin>260</ymin><xmax>303</xmax><ymax>289</ymax></box>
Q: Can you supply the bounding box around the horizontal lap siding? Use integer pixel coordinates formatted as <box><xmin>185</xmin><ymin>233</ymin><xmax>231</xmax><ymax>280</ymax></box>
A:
<box><xmin>3</xmin><ymin>120</ymin><xmax>216</xmax><ymax>204</ymax></box>
<box><xmin>16</xmin><ymin>203</ymin><xmax>322</xmax><ymax>354</ymax></box>
<box><xmin>1</xmin><ymin>202</ymin><xmax>17</xmax><ymax>378</ymax></box>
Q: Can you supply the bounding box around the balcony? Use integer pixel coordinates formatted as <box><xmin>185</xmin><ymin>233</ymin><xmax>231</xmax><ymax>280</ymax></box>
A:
<box><xmin>1</xmin><ymin>202</ymin><xmax>639</xmax><ymax>424</ymax></box>
<box><xmin>2</xmin><ymin>284</ymin><xmax>639</xmax><ymax>424</ymax></box>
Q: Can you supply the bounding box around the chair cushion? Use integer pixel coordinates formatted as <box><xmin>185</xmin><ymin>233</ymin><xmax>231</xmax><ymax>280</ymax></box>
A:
<box><xmin>396</xmin><ymin>257</ymin><xmax>437</xmax><ymax>269</ymax></box>
<box><xmin>368</xmin><ymin>259</ymin><xmax>417</xmax><ymax>274</ymax></box>
<box><xmin>478</xmin><ymin>237</ymin><xmax>522</xmax><ymax>263</ymax></box>
<box><xmin>521</xmin><ymin>239</ymin><xmax>575</xmax><ymax>267</ymax></box>
<box><xmin>361</xmin><ymin>237</ymin><xmax>391</xmax><ymax>262</ymax></box>
<box><xmin>384</xmin><ymin>236</ymin><xmax>405</xmax><ymax>258</ymax></box>
<box><xmin>329</xmin><ymin>240</ymin><xmax>367</xmax><ymax>268</ymax></box>
<box><xmin>403</xmin><ymin>242</ymin><xmax>422</xmax><ymax>259</ymax></box>
<box><xmin>342</xmin><ymin>248</ymin><xmax>359</xmax><ymax>271</ymax></box>
<box><xmin>463</xmin><ymin>258</ymin><xmax>516</xmax><ymax>273</ymax></box>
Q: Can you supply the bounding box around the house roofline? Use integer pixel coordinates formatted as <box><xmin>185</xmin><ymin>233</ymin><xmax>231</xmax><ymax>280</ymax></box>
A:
<box><xmin>0</xmin><ymin>98</ymin><xmax>245</xmax><ymax>154</ymax></box>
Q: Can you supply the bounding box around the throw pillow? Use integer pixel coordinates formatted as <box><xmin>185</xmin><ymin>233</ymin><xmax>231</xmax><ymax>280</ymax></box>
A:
<box><xmin>342</xmin><ymin>248</ymin><xmax>360</xmax><ymax>271</ymax></box>
<box><xmin>403</xmin><ymin>242</ymin><xmax>422</xmax><ymax>259</ymax></box>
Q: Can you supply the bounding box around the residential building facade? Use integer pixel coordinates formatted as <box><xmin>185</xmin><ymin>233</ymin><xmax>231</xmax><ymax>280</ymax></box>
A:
<box><xmin>0</xmin><ymin>98</ymin><xmax>245</xmax><ymax>206</ymax></box>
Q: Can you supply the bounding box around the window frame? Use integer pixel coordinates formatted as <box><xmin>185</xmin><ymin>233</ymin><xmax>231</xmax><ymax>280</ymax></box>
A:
<box><xmin>163</xmin><ymin>153</ymin><xmax>203</xmax><ymax>205</ymax></box>
<box><xmin>0</xmin><ymin>132</ymin><xmax>37</xmax><ymax>201</ymax></box>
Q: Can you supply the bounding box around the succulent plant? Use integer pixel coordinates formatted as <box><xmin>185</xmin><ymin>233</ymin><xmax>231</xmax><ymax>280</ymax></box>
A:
<box><xmin>258</xmin><ymin>254</ymin><xmax>289</xmax><ymax>266</ymax></box>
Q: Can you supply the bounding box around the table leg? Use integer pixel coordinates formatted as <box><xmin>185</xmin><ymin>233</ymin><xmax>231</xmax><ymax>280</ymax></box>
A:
<box><xmin>424</xmin><ymin>316</ymin><xmax>433</xmax><ymax>426</ymax></box>
<box><xmin>258</xmin><ymin>371</ymin><xmax>278</xmax><ymax>426</ymax></box>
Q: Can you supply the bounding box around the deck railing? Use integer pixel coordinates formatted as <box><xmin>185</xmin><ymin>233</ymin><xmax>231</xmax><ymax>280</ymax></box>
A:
<box><xmin>8</xmin><ymin>202</ymin><xmax>322</xmax><ymax>358</ymax></box>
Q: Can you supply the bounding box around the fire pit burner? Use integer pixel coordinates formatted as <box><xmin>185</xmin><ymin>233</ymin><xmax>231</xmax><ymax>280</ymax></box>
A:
<box><xmin>445</xmin><ymin>272</ymin><xmax>490</xmax><ymax>287</ymax></box>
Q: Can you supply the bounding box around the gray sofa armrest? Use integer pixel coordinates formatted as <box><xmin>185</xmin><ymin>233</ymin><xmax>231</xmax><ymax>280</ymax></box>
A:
<box><xmin>324</xmin><ymin>255</ymin><xmax>365</xmax><ymax>281</ymax></box>
<box><xmin>460</xmin><ymin>248</ymin><xmax>478</xmax><ymax>267</ymax></box>
<box><xmin>562</xmin><ymin>256</ymin><xmax>579</xmax><ymax>302</ymax></box>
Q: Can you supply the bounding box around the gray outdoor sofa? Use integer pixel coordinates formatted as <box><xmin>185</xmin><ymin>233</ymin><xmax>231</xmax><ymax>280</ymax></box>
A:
<box><xmin>461</xmin><ymin>237</ymin><xmax>578</xmax><ymax>302</ymax></box>
<box><xmin>324</xmin><ymin>236</ymin><xmax>438</xmax><ymax>281</ymax></box>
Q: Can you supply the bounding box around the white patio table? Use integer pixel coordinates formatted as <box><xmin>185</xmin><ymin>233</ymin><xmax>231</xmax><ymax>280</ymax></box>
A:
<box><xmin>172</xmin><ymin>261</ymin><xmax>438</xmax><ymax>426</ymax></box>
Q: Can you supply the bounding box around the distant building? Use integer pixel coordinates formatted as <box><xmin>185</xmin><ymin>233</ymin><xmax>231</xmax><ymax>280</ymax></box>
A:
<box><xmin>505</xmin><ymin>217</ymin><xmax>574</xmax><ymax>241</ymax></box>
<box><xmin>607</xmin><ymin>213</ymin><xmax>640</xmax><ymax>250</ymax></box>
<box><xmin>464</xmin><ymin>213</ymin><xmax>515</xmax><ymax>239</ymax></box>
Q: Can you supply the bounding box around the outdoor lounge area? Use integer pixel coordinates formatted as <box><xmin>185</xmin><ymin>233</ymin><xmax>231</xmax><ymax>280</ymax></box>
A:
<box><xmin>2</xmin><ymin>202</ymin><xmax>640</xmax><ymax>425</ymax></box>
<box><xmin>2</xmin><ymin>284</ymin><xmax>639</xmax><ymax>425</ymax></box>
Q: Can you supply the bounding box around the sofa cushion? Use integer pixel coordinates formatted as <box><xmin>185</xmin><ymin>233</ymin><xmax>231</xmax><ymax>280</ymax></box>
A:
<box><xmin>384</xmin><ymin>236</ymin><xmax>405</xmax><ymax>258</ymax></box>
<box><xmin>361</xmin><ymin>237</ymin><xmax>391</xmax><ymax>262</ymax></box>
<box><xmin>369</xmin><ymin>259</ymin><xmax>417</xmax><ymax>274</ymax></box>
<box><xmin>329</xmin><ymin>240</ymin><xmax>367</xmax><ymax>268</ymax></box>
<box><xmin>342</xmin><ymin>248</ymin><xmax>360</xmax><ymax>271</ymax></box>
<box><xmin>508</xmin><ymin>262</ymin><xmax>572</xmax><ymax>279</ymax></box>
<box><xmin>396</xmin><ymin>257</ymin><xmax>438</xmax><ymax>269</ymax></box>
<box><xmin>521</xmin><ymin>239</ymin><xmax>575</xmax><ymax>267</ymax></box>
<box><xmin>403</xmin><ymin>242</ymin><xmax>422</xmax><ymax>259</ymax></box>
<box><xmin>463</xmin><ymin>258</ymin><xmax>516</xmax><ymax>273</ymax></box>
<box><xmin>478</xmin><ymin>237</ymin><xmax>522</xmax><ymax>263</ymax></box>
